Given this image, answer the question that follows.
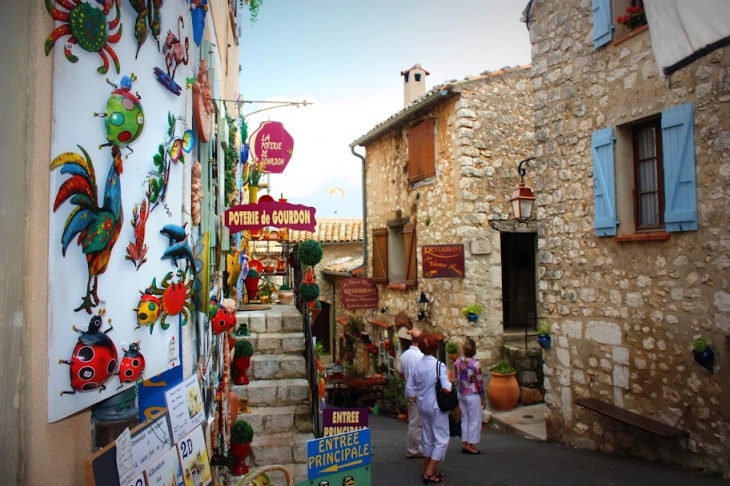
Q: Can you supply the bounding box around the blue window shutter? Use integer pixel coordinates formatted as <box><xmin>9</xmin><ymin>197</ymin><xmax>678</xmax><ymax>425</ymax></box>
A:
<box><xmin>592</xmin><ymin>0</ymin><xmax>613</xmax><ymax>48</ymax></box>
<box><xmin>592</xmin><ymin>127</ymin><xmax>617</xmax><ymax>236</ymax></box>
<box><xmin>662</xmin><ymin>103</ymin><xmax>698</xmax><ymax>232</ymax></box>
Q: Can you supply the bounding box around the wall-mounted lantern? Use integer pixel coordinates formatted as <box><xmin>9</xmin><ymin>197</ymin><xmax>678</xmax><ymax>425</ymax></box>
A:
<box><xmin>510</xmin><ymin>157</ymin><xmax>536</xmax><ymax>223</ymax></box>
<box><xmin>416</xmin><ymin>292</ymin><xmax>432</xmax><ymax>321</ymax></box>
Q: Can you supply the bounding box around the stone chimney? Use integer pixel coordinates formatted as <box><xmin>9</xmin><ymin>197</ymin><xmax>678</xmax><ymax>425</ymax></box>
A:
<box><xmin>400</xmin><ymin>64</ymin><xmax>429</xmax><ymax>106</ymax></box>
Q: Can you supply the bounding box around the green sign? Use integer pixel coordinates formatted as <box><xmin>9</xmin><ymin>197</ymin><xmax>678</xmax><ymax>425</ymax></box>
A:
<box><xmin>295</xmin><ymin>465</ymin><xmax>370</xmax><ymax>486</ymax></box>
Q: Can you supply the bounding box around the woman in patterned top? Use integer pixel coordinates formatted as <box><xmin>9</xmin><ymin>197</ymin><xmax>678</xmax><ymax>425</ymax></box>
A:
<box><xmin>454</xmin><ymin>338</ymin><xmax>486</xmax><ymax>454</ymax></box>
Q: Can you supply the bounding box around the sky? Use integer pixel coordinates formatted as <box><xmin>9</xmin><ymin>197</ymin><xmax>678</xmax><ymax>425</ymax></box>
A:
<box><xmin>238</xmin><ymin>1</ymin><xmax>532</xmax><ymax>218</ymax></box>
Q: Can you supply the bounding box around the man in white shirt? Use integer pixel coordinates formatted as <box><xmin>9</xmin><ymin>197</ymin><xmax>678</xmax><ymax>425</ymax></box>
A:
<box><xmin>399</xmin><ymin>329</ymin><xmax>424</xmax><ymax>458</ymax></box>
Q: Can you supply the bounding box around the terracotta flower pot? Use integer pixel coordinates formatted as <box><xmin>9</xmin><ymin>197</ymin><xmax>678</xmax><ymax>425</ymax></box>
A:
<box><xmin>233</xmin><ymin>356</ymin><xmax>251</xmax><ymax>385</ymax></box>
<box><xmin>229</xmin><ymin>441</ymin><xmax>251</xmax><ymax>476</ymax></box>
<box><xmin>487</xmin><ymin>372</ymin><xmax>520</xmax><ymax>411</ymax></box>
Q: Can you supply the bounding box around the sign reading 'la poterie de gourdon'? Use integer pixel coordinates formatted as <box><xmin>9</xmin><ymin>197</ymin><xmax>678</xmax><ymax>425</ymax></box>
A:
<box><xmin>249</xmin><ymin>121</ymin><xmax>294</xmax><ymax>174</ymax></box>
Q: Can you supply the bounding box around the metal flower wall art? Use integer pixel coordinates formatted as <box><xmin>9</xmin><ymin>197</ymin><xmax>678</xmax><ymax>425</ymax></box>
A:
<box><xmin>44</xmin><ymin>0</ymin><xmax>123</xmax><ymax>75</ymax></box>
<box><xmin>153</xmin><ymin>15</ymin><xmax>189</xmax><ymax>95</ymax></box>
<box><xmin>58</xmin><ymin>310</ymin><xmax>118</xmax><ymax>395</ymax></box>
<box><xmin>129</xmin><ymin>0</ymin><xmax>164</xmax><ymax>58</ymax></box>
<box><xmin>124</xmin><ymin>189</ymin><xmax>151</xmax><ymax>270</ymax></box>
<box><xmin>148</xmin><ymin>112</ymin><xmax>194</xmax><ymax>215</ymax></box>
<box><xmin>95</xmin><ymin>73</ymin><xmax>145</xmax><ymax>156</ymax></box>
<box><xmin>51</xmin><ymin>145</ymin><xmax>125</xmax><ymax>314</ymax></box>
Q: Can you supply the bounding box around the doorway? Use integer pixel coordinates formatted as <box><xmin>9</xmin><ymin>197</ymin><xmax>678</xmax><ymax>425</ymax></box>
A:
<box><xmin>500</xmin><ymin>232</ymin><xmax>537</xmax><ymax>331</ymax></box>
<box><xmin>312</xmin><ymin>301</ymin><xmax>331</xmax><ymax>353</ymax></box>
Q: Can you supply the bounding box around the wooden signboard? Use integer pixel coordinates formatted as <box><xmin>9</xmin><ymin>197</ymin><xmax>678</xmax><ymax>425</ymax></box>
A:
<box><xmin>341</xmin><ymin>278</ymin><xmax>378</xmax><ymax>310</ymax></box>
<box><xmin>422</xmin><ymin>244</ymin><xmax>465</xmax><ymax>278</ymax></box>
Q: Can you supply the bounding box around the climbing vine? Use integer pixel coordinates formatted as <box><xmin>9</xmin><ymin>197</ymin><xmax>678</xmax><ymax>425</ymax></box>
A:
<box><xmin>225</xmin><ymin>112</ymin><xmax>238</xmax><ymax>206</ymax></box>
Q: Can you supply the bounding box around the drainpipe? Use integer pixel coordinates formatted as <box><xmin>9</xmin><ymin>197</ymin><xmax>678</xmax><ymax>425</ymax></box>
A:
<box><xmin>350</xmin><ymin>145</ymin><xmax>368</xmax><ymax>268</ymax></box>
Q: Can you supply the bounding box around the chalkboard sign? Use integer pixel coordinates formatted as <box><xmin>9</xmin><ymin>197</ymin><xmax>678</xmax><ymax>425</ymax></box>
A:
<box><xmin>86</xmin><ymin>412</ymin><xmax>172</xmax><ymax>486</ymax></box>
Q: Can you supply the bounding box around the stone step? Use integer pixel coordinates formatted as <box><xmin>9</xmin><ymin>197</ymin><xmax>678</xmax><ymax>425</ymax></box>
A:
<box><xmin>236</xmin><ymin>306</ymin><xmax>303</xmax><ymax>334</ymax></box>
<box><xmin>234</xmin><ymin>332</ymin><xmax>305</xmax><ymax>355</ymax></box>
<box><xmin>232</xmin><ymin>378</ymin><xmax>310</xmax><ymax>407</ymax></box>
<box><xmin>251</xmin><ymin>354</ymin><xmax>307</xmax><ymax>380</ymax></box>
<box><xmin>250</xmin><ymin>432</ymin><xmax>312</xmax><ymax>472</ymax></box>
<box><xmin>237</xmin><ymin>404</ymin><xmax>313</xmax><ymax>436</ymax></box>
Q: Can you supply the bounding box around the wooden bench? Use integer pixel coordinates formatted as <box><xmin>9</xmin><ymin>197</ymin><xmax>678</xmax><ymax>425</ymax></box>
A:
<box><xmin>575</xmin><ymin>398</ymin><xmax>688</xmax><ymax>438</ymax></box>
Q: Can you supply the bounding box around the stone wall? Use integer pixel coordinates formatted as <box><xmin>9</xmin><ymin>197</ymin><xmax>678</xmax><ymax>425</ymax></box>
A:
<box><xmin>528</xmin><ymin>0</ymin><xmax>730</xmax><ymax>472</ymax></box>
<box><xmin>362</xmin><ymin>68</ymin><xmax>534</xmax><ymax>368</ymax></box>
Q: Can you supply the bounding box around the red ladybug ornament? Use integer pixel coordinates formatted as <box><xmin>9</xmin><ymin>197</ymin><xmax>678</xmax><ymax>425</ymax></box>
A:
<box><xmin>210</xmin><ymin>304</ymin><xmax>236</xmax><ymax>335</ymax></box>
<box><xmin>117</xmin><ymin>341</ymin><xmax>146</xmax><ymax>388</ymax></box>
<box><xmin>59</xmin><ymin>311</ymin><xmax>118</xmax><ymax>395</ymax></box>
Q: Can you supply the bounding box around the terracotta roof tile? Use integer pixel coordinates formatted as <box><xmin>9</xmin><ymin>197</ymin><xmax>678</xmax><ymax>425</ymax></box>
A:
<box><xmin>289</xmin><ymin>218</ymin><xmax>363</xmax><ymax>244</ymax></box>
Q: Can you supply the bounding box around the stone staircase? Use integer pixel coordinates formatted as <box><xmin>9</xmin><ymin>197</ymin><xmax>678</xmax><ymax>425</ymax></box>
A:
<box><xmin>232</xmin><ymin>305</ymin><xmax>313</xmax><ymax>482</ymax></box>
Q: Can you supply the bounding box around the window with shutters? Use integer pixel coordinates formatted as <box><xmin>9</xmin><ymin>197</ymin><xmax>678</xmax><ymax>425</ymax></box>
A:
<box><xmin>407</xmin><ymin>119</ymin><xmax>436</xmax><ymax>184</ymax></box>
<box><xmin>371</xmin><ymin>222</ymin><xmax>418</xmax><ymax>289</ymax></box>
<box><xmin>592</xmin><ymin>0</ymin><xmax>647</xmax><ymax>48</ymax></box>
<box><xmin>592</xmin><ymin>103</ymin><xmax>697</xmax><ymax>239</ymax></box>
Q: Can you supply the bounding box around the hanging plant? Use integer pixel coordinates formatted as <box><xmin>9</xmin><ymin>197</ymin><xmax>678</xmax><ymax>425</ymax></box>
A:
<box><xmin>300</xmin><ymin>282</ymin><xmax>320</xmax><ymax>302</ymax></box>
<box><xmin>224</xmin><ymin>113</ymin><xmax>238</xmax><ymax>205</ymax></box>
<box><xmin>693</xmin><ymin>338</ymin><xmax>715</xmax><ymax>374</ymax></box>
<box><xmin>298</xmin><ymin>239</ymin><xmax>323</xmax><ymax>267</ymax></box>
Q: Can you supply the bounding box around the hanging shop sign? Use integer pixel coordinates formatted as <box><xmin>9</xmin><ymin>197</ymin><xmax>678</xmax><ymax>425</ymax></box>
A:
<box><xmin>249</xmin><ymin>121</ymin><xmax>294</xmax><ymax>174</ymax></box>
<box><xmin>225</xmin><ymin>201</ymin><xmax>316</xmax><ymax>233</ymax></box>
<box><xmin>340</xmin><ymin>278</ymin><xmax>378</xmax><ymax>310</ymax></box>
<box><xmin>422</xmin><ymin>244</ymin><xmax>465</xmax><ymax>278</ymax></box>
<box><xmin>322</xmin><ymin>408</ymin><xmax>369</xmax><ymax>437</ymax></box>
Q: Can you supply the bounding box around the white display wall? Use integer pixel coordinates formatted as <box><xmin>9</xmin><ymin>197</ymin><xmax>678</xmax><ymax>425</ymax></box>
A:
<box><xmin>47</xmin><ymin>0</ymin><xmax>197</xmax><ymax>422</ymax></box>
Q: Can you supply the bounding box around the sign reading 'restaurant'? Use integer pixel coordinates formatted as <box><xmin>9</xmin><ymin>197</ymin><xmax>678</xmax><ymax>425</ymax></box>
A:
<box><xmin>249</xmin><ymin>121</ymin><xmax>294</xmax><ymax>174</ymax></box>
<box><xmin>225</xmin><ymin>201</ymin><xmax>317</xmax><ymax>233</ymax></box>
<box><xmin>422</xmin><ymin>244</ymin><xmax>465</xmax><ymax>278</ymax></box>
<box><xmin>340</xmin><ymin>278</ymin><xmax>378</xmax><ymax>310</ymax></box>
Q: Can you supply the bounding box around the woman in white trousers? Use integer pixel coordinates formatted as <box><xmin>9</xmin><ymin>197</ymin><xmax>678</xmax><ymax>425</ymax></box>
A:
<box><xmin>454</xmin><ymin>338</ymin><xmax>486</xmax><ymax>454</ymax></box>
<box><xmin>405</xmin><ymin>332</ymin><xmax>452</xmax><ymax>484</ymax></box>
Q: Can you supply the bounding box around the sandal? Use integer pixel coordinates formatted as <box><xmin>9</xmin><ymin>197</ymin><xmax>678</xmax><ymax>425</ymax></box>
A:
<box><xmin>422</xmin><ymin>472</ymin><xmax>444</xmax><ymax>484</ymax></box>
<box><xmin>423</xmin><ymin>470</ymin><xmax>445</xmax><ymax>479</ymax></box>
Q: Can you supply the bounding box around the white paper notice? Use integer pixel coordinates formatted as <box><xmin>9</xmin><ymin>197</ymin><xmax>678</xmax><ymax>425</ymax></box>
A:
<box><xmin>130</xmin><ymin>414</ymin><xmax>172</xmax><ymax>477</ymax></box>
<box><xmin>165</xmin><ymin>374</ymin><xmax>205</xmax><ymax>443</ymax></box>
<box><xmin>123</xmin><ymin>472</ymin><xmax>147</xmax><ymax>486</ymax></box>
<box><xmin>168</xmin><ymin>336</ymin><xmax>180</xmax><ymax>369</ymax></box>
<box><xmin>116</xmin><ymin>427</ymin><xmax>135</xmax><ymax>485</ymax></box>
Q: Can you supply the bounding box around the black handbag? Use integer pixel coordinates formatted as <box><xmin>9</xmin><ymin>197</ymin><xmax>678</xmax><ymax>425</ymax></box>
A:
<box><xmin>435</xmin><ymin>361</ymin><xmax>458</xmax><ymax>412</ymax></box>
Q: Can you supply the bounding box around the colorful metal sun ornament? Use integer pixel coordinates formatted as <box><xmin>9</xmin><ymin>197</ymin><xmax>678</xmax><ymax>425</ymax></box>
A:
<box><xmin>153</xmin><ymin>15</ymin><xmax>189</xmax><ymax>96</ymax></box>
<box><xmin>148</xmin><ymin>112</ymin><xmax>195</xmax><ymax>214</ymax></box>
<box><xmin>58</xmin><ymin>309</ymin><xmax>118</xmax><ymax>395</ymax></box>
<box><xmin>95</xmin><ymin>73</ymin><xmax>145</xmax><ymax>155</ymax></box>
<box><xmin>134</xmin><ymin>269</ymin><xmax>194</xmax><ymax>334</ymax></box>
<box><xmin>44</xmin><ymin>0</ymin><xmax>123</xmax><ymax>75</ymax></box>
<box><xmin>51</xmin><ymin>145</ymin><xmax>125</xmax><ymax>314</ymax></box>
<box><xmin>129</xmin><ymin>0</ymin><xmax>164</xmax><ymax>58</ymax></box>
<box><xmin>193</xmin><ymin>59</ymin><xmax>213</xmax><ymax>142</ymax></box>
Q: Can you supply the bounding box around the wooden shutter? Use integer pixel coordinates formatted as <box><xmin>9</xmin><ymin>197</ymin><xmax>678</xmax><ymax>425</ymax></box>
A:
<box><xmin>403</xmin><ymin>223</ymin><xmax>417</xmax><ymax>288</ymax></box>
<box><xmin>592</xmin><ymin>0</ymin><xmax>613</xmax><ymax>48</ymax></box>
<box><xmin>408</xmin><ymin>119</ymin><xmax>435</xmax><ymax>183</ymax></box>
<box><xmin>372</xmin><ymin>228</ymin><xmax>388</xmax><ymax>284</ymax></box>
<box><xmin>662</xmin><ymin>103</ymin><xmax>698</xmax><ymax>232</ymax></box>
<box><xmin>592</xmin><ymin>127</ymin><xmax>618</xmax><ymax>236</ymax></box>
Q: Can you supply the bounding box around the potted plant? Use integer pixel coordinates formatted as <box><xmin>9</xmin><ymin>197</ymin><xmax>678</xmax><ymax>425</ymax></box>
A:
<box><xmin>446</xmin><ymin>341</ymin><xmax>459</xmax><ymax>362</ymax></box>
<box><xmin>462</xmin><ymin>303</ymin><xmax>484</xmax><ymax>323</ymax></box>
<box><xmin>277</xmin><ymin>283</ymin><xmax>294</xmax><ymax>305</ymax></box>
<box><xmin>487</xmin><ymin>360</ymin><xmax>520</xmax><ymax>411</ymax></box>
<box><xmin>383</xmin><ymin>373</ymin><xmax>406</xmax><ymax>417</ymax></box>
<box><xmin>233</xmin><ymin>339</ymin><xmax>254</xmax><ymax>385</ymax></box>
<box><xmin>693</xmin><ymin>338</ymin><xmax>715</xmax><ymax>374</ymax></box>
<box><xmin>229</xmin><ymin>419</ymin><xmax>254</xmax><ymax>475</ymax></box>
<box><xmin>314</xmin><ymin>341</ymin><xmax>324</xmax><ymax>373</ymax></box>
<box><xmin>348</xmin><ymin>317</ymin><xmax>363</xmax><ymax>337</ymax></box>
<box><xmin>537</xmin><ymin>319</ymin><xmax>552</xmax><ymax>350</ymax></box>
<box><xmin>299</xmin><ymin>281</ymin><xmax>320</xmax><ymax>303</ymax></box>
<box><xmin>244</xmin><ymin>268</ymin><xmax>260</xmax><ymax>302</ymax></box>
<box><xmin>616</xmin><ymin>2</ymin><xmax>647</xmax><ymax>32</ymax></box>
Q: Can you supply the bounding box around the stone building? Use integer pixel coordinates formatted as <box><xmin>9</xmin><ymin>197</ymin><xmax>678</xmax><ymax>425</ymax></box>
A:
<box><xmin>525</xmin><ymin>0</ymin><xmax>730</xmax><ymax>473</ymax></box>
<box><xmin>349</xmin><ymin>65</ymin><xmax>535</xmax><ymax>375</ymax></box>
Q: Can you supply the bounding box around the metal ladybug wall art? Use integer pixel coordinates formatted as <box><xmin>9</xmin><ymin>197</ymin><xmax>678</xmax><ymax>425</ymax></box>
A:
<box><xmin>95</xmin><ymin>73</ymin><xmax>145</xmax><ymax>154</ymax></box>
<box><xmin>58</xmin><ymin>309</ymin><xmax>118</xmax><ymax>395</ymax></box>
<box><xmin>117</xmin><ymin>341</ymin><xmax>146</xmax><ymax>388</ymax></box>
<box><xmin>210</xmin><ymin>303</ymin><xmax>236</xmax><ymax>336</ymax></box>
